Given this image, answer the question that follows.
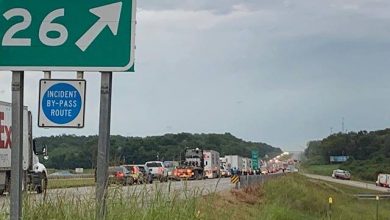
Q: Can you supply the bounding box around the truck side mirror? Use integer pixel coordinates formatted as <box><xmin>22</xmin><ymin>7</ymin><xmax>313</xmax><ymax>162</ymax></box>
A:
<box><xmin>42</xmin><ymin>145</ymin><xmax>48</xmax><ymax>156</ymax></box>
<box><xmin>33</xmin><ymin>141</ymin><xmax>48</xmax><ymax>157</ymax></box>
<box><xmin>33</xmin><ymin>139</ymin><xmax>38</xmax><ymax>155</ymax></box>
<box><xmin>42</xmin><ymin>145</ymin><xmax>48</xmax><ymax>160</ymax></box>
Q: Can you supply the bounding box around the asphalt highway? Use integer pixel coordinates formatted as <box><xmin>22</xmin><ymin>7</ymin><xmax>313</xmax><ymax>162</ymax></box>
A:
<box><xmin>303</xmin><ymin>173</ymin><xmax>390</xmax><ymax>193</ymax></box>
<box><xmin>0</xmin><ymin>177</ymin><xmax>234</xmax><ymax>210</ymax></box>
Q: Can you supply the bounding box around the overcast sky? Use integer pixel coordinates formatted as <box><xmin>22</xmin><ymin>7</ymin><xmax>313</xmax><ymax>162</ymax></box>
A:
<box><xmin>1</xmin><ymin>0</ymin><xmax>390</xmax><ymax>151</ymax></box>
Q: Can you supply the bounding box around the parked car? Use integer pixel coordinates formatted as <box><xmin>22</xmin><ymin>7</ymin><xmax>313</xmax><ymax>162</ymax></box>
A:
<box><xmin>376</xmin><ymin>174</ymin><xmax>390</xmax><ymax>188</ymax></box>
<box><xmin>137</xmin><ymin>165</ymin><xmax>153</xmax><ymax>184</ymax></box>
<box><xmin>108</xmin><ymin>166</ymin><xmax>134</xmax><ymax>185</ymax></box>
<box><xmin>145</xmin><ymin>161</ymin><xmax>168</xmax><ymax>182</ymax></box>
<box><xmin>332</xmin><ymin>169</ymin><xmax>351</xmax><ymax>180</ymax></box>
<box><xmin>121</xmin><ymin>165</ymin><xmax>143</xmax><ymax>184</ymax></box>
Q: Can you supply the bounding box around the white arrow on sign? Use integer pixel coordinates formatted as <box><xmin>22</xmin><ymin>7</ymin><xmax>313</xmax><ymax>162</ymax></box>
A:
<box><xmin>76</xmin><ymin>2</ymin><xmax>122</xmax><ymax>52</ymax></box>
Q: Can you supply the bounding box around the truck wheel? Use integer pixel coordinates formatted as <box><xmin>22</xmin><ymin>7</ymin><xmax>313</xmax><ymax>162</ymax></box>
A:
<box><xmin>36</xmin><ymin>172</ymin><xmax>48</xmax><ymax>194</ymax></box>
<box><xmin>196</xmin><ymin>172</ymin><xmax>203</xmax><ymax>180</ymax></box>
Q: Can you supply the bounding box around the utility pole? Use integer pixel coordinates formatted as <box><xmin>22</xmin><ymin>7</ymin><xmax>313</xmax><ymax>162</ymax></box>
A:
<box><xmin>341</xmin><ymin>117</ymin><xmax>345</xmax><ymax>133</ymax></box>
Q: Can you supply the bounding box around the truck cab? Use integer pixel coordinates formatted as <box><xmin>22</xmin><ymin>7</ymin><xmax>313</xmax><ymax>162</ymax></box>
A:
<box><xmin>0</xmin><ymin>101</ymin><xmax>48</xmax><ymax>195</ymax></box>
<box><xmin>173</xmin><ymin>148</ymin><xmax>205</xmax><ymax>180</ymax></box>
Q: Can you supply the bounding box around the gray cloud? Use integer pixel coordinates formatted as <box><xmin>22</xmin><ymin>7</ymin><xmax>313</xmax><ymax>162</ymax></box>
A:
<box><xmin>1</xmin><ymin>0</ymin><xmax>390</xmax><ymax>151</ymax></box>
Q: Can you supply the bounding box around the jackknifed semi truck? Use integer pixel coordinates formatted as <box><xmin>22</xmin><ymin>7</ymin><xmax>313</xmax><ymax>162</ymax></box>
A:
<box><xmin>0</xmin><ymin>101</ymin><xmax>48</xmax><ymax>195</ymax></box>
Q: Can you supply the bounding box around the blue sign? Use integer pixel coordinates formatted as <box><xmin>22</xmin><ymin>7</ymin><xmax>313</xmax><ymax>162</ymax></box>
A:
<box><xmin>42</xmin><ymin>83</ymin><xmax>81</xmax><ymax>124</ymax></box>
<box><xmin>39</xmin><ymin>79</ymin><xmax>86</xmax><ymax>128</ymax></box>
<box><xmin>329</xmin><ymin>156</ymin><xmax>349</xmax><ymax>163</ymax></box>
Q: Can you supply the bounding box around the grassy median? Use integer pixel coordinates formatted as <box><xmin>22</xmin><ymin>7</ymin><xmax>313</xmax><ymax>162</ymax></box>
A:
<box><xmin>47</xmin><ymin>178</ymin><xmax>96</xmax><ymax>189</ymax></box>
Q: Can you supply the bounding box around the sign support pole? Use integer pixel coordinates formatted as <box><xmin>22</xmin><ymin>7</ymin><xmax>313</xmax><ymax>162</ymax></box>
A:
<box><xmin>96</xmin><ymin>72</ymin><xmax>112</xmax><ymax>220</ymax></box>
<box><xmin>43</xmin><ymin>71</ymin><xmax>51</xmax><ymax>79</ymax></box>
<box><xmin>10</xmin><ymin>71</ymin><xmax>24</xmax><ymax>220</ymax></box>
<box><xmin>77</xmin><ymin>71</ymin><xmax>84</xmax><ymax>79</ymax></box>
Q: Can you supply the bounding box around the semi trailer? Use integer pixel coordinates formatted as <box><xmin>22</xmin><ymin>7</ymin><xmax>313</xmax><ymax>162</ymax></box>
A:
<box><xmin>0</xmin><ymin>101</ymin><xmax>48</xmax><ymax>195</ymax></box>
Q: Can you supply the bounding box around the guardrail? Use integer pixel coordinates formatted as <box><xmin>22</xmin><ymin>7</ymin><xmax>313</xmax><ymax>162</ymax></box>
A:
<box><xmin>354</xmin><ymin>194</ymin><xmax>390</xmax><ymax>200</ymax></box>
<box><xmin>237</xmin><ymin>173</ymin><xmax>285</xmax><ymax>189</ymax></box>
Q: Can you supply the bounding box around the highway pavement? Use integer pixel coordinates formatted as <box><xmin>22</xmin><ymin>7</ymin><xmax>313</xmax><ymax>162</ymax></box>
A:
<box><xmin>0</xmin><ymin>177</ymin><xmax>234</xmax><ymax>210</ymax></box>
<box><xmin>303</xmin><ymin>173</ymin><xmax>390</xmax><ymax>193</ymax></box>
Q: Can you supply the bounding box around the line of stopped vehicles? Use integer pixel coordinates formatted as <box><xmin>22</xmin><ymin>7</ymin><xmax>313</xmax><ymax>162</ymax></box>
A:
<box><xmin>0</xmin><ymin>101</ymin><xmax>297</xmax><ymax>194</ymax></box>
<box><xmin>107</xmin><ymin>148</ymin><xmax>299</xmax><ymax>186</ymax></box>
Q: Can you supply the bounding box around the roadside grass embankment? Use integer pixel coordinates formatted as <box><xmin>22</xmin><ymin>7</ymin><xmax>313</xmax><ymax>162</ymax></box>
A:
<box><xmin>301</xmin><ymin>164</ymin><xmax>339</xmax><ymax>176</ymax></box>
<box><xmin>258</xmin><ymin>174</ymin><xmax>390</xmax><ymax>219</ymax></box>
<box><xmin>2</xmin><ymin>174</ymin><xmax>389</xmax><ymax>220</ymax></box>
<box><xmin>0</xmin><ymin>181</ymin><xmax>231</xmax><ymax>220</ymax></box>
<box><xmin>197</xmin><ymin>174</ymin><xmax>390</xmax><ymax>219</ymax></box>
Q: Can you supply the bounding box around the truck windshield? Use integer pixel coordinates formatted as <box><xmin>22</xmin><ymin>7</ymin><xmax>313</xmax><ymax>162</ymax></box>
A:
<box><xmin>146</xmin><ymin>162</ymin><xmax>162</xmax><ymax>167</ymax></box>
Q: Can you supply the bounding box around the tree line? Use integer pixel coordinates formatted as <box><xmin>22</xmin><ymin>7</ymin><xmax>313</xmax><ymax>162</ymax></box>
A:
<box><xmin>35</xmin><ymin>132</ymin><xmax>282</xmax><ymax>170</ymax></box>
<box><xmin>305</xmin><ymin>129</ymin><xmax>390</xmax><ymax>180</ymax></box>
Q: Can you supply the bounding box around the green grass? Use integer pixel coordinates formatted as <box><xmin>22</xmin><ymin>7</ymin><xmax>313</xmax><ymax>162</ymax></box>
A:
<box><xmin>0</xmin><ymin>182</ymin><xmax>207</xmax><ymax>220</ymax></box>
<box><xmin>339</xmin><ymin>158</ymin><xmax>390</xmax><ymax>181</ymax></box>
<box><xmin>47</xmin><ymin>178</ymin><xmax>95</xmax><ymax>189</ymax></box>
<box><xmin>1</xmin><ymin>174</ymin><xmax>389</xmax><ymax>220</ymax></box>
<box><xmin>301</xmin><ymin>163</ymin><xmax>375</xmax><ymax>182</ymax></box>
<box><xmin>301</xmin><ymin>164</ymin><xmax>340</xmax><ymax>176</ymax></box>
<box><xmin>259</xmin><ymin>174</ymin><xmax>390</xmax><ymax>220</ymax></box>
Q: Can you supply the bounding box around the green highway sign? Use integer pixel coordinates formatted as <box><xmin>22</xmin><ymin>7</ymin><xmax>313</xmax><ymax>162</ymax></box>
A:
<box><xmin>0</xmin><ymin>0</ymin><xmax>135</xmax><ymax>71</ymax></box>
<box><xmin>251</xmin><ymin>150</ymin><xmax>259</xmax><ymax>169</ymax></box>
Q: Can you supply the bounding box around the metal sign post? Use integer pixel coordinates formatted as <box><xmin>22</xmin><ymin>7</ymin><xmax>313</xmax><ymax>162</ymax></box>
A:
<box><xmin>96</xmin><ymin>72</ymin><xmax>112</xmax><ymax>220</ymax></box>
<box><xmin>10</xmin><ymin>71</ymin><xmax>24</xmax><ymax>220</ymax></box>
<box><xmin>376</xmin><ymin>195</ymin><xmax>379</xmax><ymax>220</ymax></box>
<box><xmin>328</xmin><ymin>197</ymin><xmax>333</xmax><ymax>220</ymax></box>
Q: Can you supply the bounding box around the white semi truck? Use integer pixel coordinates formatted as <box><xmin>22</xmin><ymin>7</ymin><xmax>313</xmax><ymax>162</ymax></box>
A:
<box><xmin>0</xmin><ymin>101</ymin><xmax>48</xmax><ymax>195</ymax></box>
<box><xmin>224</xmin><ymin>155</ymin><xmax>244</xmax><ymax>175</ymax></box>
<box><xmin>203</xmin><ymin>150</ymin><xmax>220</xmax><ymax>178</ymax></box>
<box><xmin>242</xmin><ymin>157</ymin><xmax>252</xmax><ymax>175</ymax></box>
<box><xmin>219</xmin><ymin>157</ymin><xmax>231</xmax><ymax>177</ymax></box>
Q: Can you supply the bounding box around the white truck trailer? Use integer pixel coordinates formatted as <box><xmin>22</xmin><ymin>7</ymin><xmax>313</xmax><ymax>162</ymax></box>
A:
<box><xmin>224</xmin><ymin>155</ymin><xmax>243</xmax><ymax>175</ymax></box>
<box><xmin>242</xmin><ymin>157</ymin><xmax>252</xmax><ymax>175</ymax></box>
<box><xmin>0</xmin><ymin>101</ymin><xmax>48</xmax><ymax>195</ymax></box>
<box><xmin>203</xmin><ymin>150</ymin><xmax>220</xmax><ymax>178</ymax></box>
